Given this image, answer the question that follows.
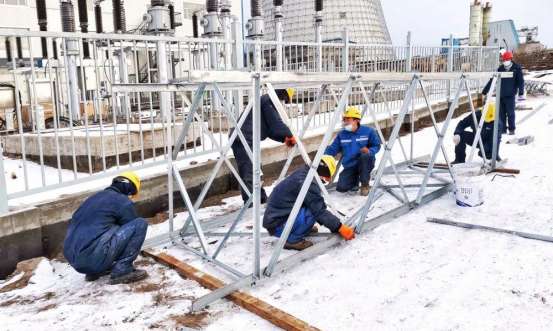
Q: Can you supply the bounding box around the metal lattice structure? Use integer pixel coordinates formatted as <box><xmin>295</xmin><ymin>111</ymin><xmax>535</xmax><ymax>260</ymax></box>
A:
<box><xmin>262</xmin><ymin>0</ymin><xmax>393</xmax><ymax>44</ymax></box>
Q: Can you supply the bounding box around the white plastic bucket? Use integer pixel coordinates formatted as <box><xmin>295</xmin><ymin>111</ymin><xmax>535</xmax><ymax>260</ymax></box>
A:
<box><xmin>452</xmin><ymin>163</ymin><xmax>485</xmax><ymax>207</ymax></box>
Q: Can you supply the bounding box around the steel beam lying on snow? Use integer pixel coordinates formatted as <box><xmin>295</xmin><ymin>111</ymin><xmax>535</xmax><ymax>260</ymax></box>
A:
<box><xmin>427</xmin><ymin>218</ymin><xmax>553</xmax><ymax>244</ymax></box>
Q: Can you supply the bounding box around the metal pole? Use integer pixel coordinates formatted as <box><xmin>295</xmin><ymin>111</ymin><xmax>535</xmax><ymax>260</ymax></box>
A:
<box><xmin>66</xmin><ymin>39</ymin><xmax>81</xmax><ymax>120</ymax></box>
<box><xmin>231</xmin><ymin>17</ymin><xmax>244</xmax><ymax>118</ymax></box>
<box><xmin>275</xmin><ymin>6</ymin><xmax>283</xmax><ymax>72</ymax></box>
<box><xmin>252</xmin><ymin>74</ymin><xmax>261</xmax><ymax>280</ymax></box>
<box><xmin>0</xmin><ymin>140</ymin><xmax>8</xmax><ymax>214</ymax></box>
<box><xmin>447</xmin><ymin>34</ymin><xmax>453</xmax><ymax>102</ymax></box>
<box><xmin>342</xmin><ymin>27</ymin><xmax>349</xmax><ymax>71</ymax></box>
<box><xmin>156</xmin><ymin>41</ymin><xmax>170</xmax><ymax>118</ymax></box>
<box><xmin>118</xmin><ymin>47</ymin><xmax>130</xmax><ymax>116</ymax></box>
<box><xmin>492</xmin><ymin>73</ymin><xmax>502</xmax><ymax>168</ymax></box>
<box><xmin>315</xmin><ymin>10</ymin><xmax>322</xmax><ymax>72</ymax></box>
<box><xmin>406</xmin><ymin>31</ymin><xmax>412</xmax><ymax>72</ymax></box>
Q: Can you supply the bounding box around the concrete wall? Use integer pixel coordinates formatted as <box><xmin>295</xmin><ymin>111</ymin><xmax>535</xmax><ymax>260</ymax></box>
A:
<box><xmin>0</xmin><ymin>94</ymin><xmax>483</xmax><ymax>278</ymax></box>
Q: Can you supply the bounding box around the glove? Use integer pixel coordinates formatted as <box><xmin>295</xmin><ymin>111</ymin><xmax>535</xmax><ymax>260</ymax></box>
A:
<box><xmin>453</xmin><ymin>134</ymin><xmax>461</xmax><ymax>146</ymax></box>
<box><xmin>284</xmin><ymin>136</ymin><xmax>296</xmax><ymax>148</ymax></box>
<box><xmin>338</xmin><ymin>224</ymin><xmax>355</xmax><ymax>241</ymax></box>
<box><xmin>517</xmin><ymin>94</ymin><xmax>526</xmax><ymax>102</ymax></box>
<box><xmin>361</xmin><ymin>147</ymin><xmax>370</xmax><ymax>154</ymax></box>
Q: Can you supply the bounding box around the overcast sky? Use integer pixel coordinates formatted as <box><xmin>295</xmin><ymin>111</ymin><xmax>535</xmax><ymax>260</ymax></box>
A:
<box><xmin>381</xmin><ymin>0</ymin><xmax>553</xmax><ymax>47</ymax></box>
<box><xmin>242</xmin><ymin>0</ymin><xmax>552</xmax><ymax>47</ymax></box>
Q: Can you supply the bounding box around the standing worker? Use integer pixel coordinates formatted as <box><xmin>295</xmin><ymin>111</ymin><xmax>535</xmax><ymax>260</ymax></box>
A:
<box><xmin>231</xmin><ymin>88</ymin><xmax>297</xmax><ymax>206</ymax></box>
<box><xmin>482</xmin><ymin>51</ymin><xmax>525</xmax><ymax>135</ymax></box>
<box><xmin>324</xmin><ymin>108</ymin><xmax>381</xmax><ymax>196</ymax></box>
<box><xmin>63</xmin><ymin>172</ymin><xmax>148</xmax><ymax>285</ymax></box>
<box><xmin>451</xmin><ymin>105</ymin><xmax>502</xmax><ymax>164</ymax></box>
<box><xmin>263</xmin><ymin>156</ymin><xmax>355</xmax><ymax>250</ymax></box>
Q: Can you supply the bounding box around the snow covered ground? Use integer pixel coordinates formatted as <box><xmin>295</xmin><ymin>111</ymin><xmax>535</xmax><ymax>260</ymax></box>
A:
<box><xmin>1</xmin><ymin>95</ymin><xmax>552</xmax><ymax>330</ymax></box>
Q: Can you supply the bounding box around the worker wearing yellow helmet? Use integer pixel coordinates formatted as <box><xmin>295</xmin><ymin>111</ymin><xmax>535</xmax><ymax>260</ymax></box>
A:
<box><xmin>324</xmin><ymin>108</ymin><xmax>381</xmax><ymax>196</ymax></box>
<box><xmin>451</xmin><ymin>104</ymin><xmax>502</xmax><ymax>164</ymax></box>
<box><xmin>263</xmin><ymin>155</ymin><xmax>355</xmax><ymax>251</ymax></box>
<box><xmin>63</xmin><ymin>172</ymin><xmax>149</xmax><ymax>285</ymax></box>
<box><xmin>230</xmin><ymin>88</ymin><xmax>297</xmax><ymax>206</ymax></box>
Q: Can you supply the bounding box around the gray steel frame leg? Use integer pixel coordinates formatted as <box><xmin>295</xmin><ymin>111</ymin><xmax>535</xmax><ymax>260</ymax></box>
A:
<box><xmin>252</xmin><ymin>74</ymin><xmax>262</xmax><ymax>280</ymax></box>
<box><xmin>414</xmin><ymin>76</ymin><xmax>466</xmax><ymax>205</ymax></box>
<box><xmin>492</xmin><ymin>74</ymin><xmax>502</xmax><ymax>169</ymax></box>
<box><xmin>355</xmin><ymin>77</ymin><xmax>420</xmax><ymax>234</ymax></box>
<box><xmin>264</xmin><ymin>77</ymin><xmax>357</xmax><ymax>277</ymax></box>
<box><xmin>468</xmin><ymin>75</ymin><xmax>498</xmax><ymax>162</ymax></box>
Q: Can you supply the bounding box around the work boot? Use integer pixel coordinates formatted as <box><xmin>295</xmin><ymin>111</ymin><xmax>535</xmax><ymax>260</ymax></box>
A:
<box><xmin>246</xmin><ymin>196</ymin><xmax>268</xmax><ymax>209</ymax></box>
<box><xmin>310</xmin><ymin>226</ymin><xmax>319</xmax><ymax>233</ymax></box>
<box><xmin>450</xmin><ymin>158</ymin><xmax>465</xmax><ymax>165</ymax></box>
<box><xmin>508</xmin><ymin>130</ymin><xmax>515</xmax><ymax>135</ymax></box>
<box><xmin>85</xmin><ymin>270</ymin><xmax>110</xmax><ymax>282</ymax></box>
<box><xmin>284</xmin><ymin>239</ymin><xmax>313</xmax><ymax>251</ymax></box>
<box><xmin>360</xmin><ymin>183</ymin><xmax>370</xmax><ymax>196</ymax></box>
<box><xmin>109</xmin><ymin>269</ymin><xmax>148</xmax><ymax>285</ymax></box>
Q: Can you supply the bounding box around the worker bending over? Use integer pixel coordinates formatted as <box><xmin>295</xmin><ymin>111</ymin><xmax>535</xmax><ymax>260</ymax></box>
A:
<box><xmin>452</xmin><ymin>105</ymin><xmax>502</xmax><ymax>164</ymax></box>
<box><xmin>263</xmin><ymin>155</ymin><xmax>355</xmax><ymax>251</ymax></box>
<box><xmin>231</xmin><ymin>88</ymin><xmax>297</xmax><ymax>206</ymax></box>
<box><xmin>325</xmin><ymin>108</ymin><xmax>381</xmax><ymax>196</ymax></box>
<box><xmin>63</xmin><ymin>172</ymin><xmax>148</xmax><ymax>285</ymax></box>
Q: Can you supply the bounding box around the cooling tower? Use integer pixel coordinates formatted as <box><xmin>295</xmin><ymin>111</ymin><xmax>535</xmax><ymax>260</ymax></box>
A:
<box><xmin>261</xmin><ymin>0</ymin><xmax>393</xmax><ymax>44</ymax></box>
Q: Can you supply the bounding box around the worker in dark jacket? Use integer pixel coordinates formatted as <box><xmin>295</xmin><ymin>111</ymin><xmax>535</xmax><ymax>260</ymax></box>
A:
<box><xmin>482</xmin><ymin>51</ymin><xmax>525</xmax><ymax>135</ymax></box>
<box><xmin>324</xmin><ymin>108</ymin><xmax>381</xmax><ymax>196</ymax></box>
<box><xmin>263</xmin><ymin>155</ymin><xmax>355</xmax><ymax>250</ymax></box>
<box><xmin>231</xmin><ymin>89</ymin><xmax>297</xmax><ymax>205</ymax></box>
<box><xmin>451</xmin><ymin>105</ymin><xmax>502</xmax><ymax>164</ymax></box>
<box><xmin>63</xmin><ymin>172</ymin><xmax>148</xmax><ymax>285</ymax></box>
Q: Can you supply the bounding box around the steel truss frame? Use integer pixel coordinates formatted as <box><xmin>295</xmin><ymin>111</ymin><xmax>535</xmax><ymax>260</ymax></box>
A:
<box><xmin>112</xmin><ymin>70</ymin><xmax>509</xmax><ymax>312</ymax></box>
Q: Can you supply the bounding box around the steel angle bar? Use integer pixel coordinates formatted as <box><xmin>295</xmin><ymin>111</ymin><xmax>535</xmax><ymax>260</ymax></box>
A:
<box><xmin>381</xmin><ymin>183</ymin><xmax>447</xmax><ymax>189</ymax></box>
<box><xmin>418</xmin><ymin>79</ymin><xmax>455</xmax><ymax>178</ymax></box>
<box><xmin>356</xmin><ymin>77</ymin><xmax>420</xmax><ymax>234</ymax></box>
<box><xmin>414</xmin><ymin>76</ymin><xmax>466</xmax><ymax>205</ymax></box>
<box><xmin>204</xmin><ymin>232</ymin><xmax>331</xmax><ymax>238</ymax></box>
<box><xmin>172</xmin><ymin>83</ymin><xmax>207</xmax><ymax>160</ymax></box>
<box><xmin>517</xmin><ymin>102</ymin><xmax>547</xmax><ymax>125</ymax></box>
<box><xmin>186</xmin><ymin>70</ymin><xmax>512</xmax><ymax>85</ymax></box>
<box><xmin>264</xmin><ymin>76</ymin><xmax>357</xmax><ymax>277</ymax></box>
<box><xmin>468</xmin><ymin>75</ymin><xmax>497</xmax><ymax>162</ymax></box>
<box><xmin>252</xmin><ymin>74</ymin><xmax>262</xmax><ymax>280</ymax></box>
<box><xmin>492</xmin><ymin>75</ymin><xmax>502</xmax><ymax>169</ymax></box>
<box><xmin>172</xmin><ymin>241</ymin><xmax>246</xmax><ymax>279</ymax></box>
<box><xmin>359</xmin><ymin>81</ymin><xmax>410</xmax><ymax>204</ymax></box>
<box><xmin>172</xmin><ymin>166</ymin><xmax>210</xmax><ymax>255</ymax></box>
<box><xmin>265</xmin><ymin>83</ymin><xmax>339</xmax><ymax>217</ymax></box>
<box><xmin>192</xmin><ymin>184</ymin><xmax>451</xmax><ymax>312</ymax></box>
<box><xmin>427</xmin><ymin>218</ymin><xmax>553</xmax><ymax>244</ymax></box>
<box><xmin>463</xmin><ymin>79</ymin><xmax>489</xmax><ymax>160</ymax></box>
<box><xmin>380</xmin><ymin>87</ymin><xmax>409</xmax><ymax>163</ymax></box>
<box><xmin>407</xmin><ymin>166</ymin><xmax>452</xmax><ymax>184</ymax></box>
<box><xmin>277</xmin><ymin>84</ymin><xmax>329</xmax><ymax>183</ymax></box>
<box><xmin>177</xmin><ymin>97</ymin><xmax>255</xmax><ymax>236</ymax></box>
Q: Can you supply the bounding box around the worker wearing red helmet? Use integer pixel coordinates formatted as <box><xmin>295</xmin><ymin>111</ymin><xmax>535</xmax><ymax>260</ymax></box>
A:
<box><xmin>482</xmin><ymin>51</ymin><xmax>525</xmax><ymax>135</ymax></box>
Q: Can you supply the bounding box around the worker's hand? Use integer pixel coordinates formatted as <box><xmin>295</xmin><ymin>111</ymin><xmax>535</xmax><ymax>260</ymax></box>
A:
<box><xmin>284</xmin><ymin>136</ymin><xmax>297</xmax><ymax>148</ymax></box>
<box><xmin>517</xmin><ymin>94</ymin><xmax>526</xmax><ymax>102</ymax></box>
<box><xmin>338</xmin><ymin>224</ymin><xmax>355</xmax><ymax>241</ymax></box>
<box><xmin>453</xmin><ymin>134</ymin><xmax>461</xmax><ymax>146</ymax></box>
<box><xmin>361</xmin><ymin>147</ymin><xmax>370</xmax><ymax>154</ymax></box>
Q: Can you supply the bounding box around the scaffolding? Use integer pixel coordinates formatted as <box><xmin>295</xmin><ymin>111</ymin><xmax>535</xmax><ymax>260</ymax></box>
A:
<box><xmin>113</xmin><ymin>69</ymin><xmax>509</xmax><ymax>311</ymax></box>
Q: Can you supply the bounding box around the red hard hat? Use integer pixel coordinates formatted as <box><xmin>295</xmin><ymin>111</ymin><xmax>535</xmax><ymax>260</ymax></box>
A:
<box><xmin>501</xmin><ymin>51</ymin><xmax>513</xmax><ymax>61</ymax></box>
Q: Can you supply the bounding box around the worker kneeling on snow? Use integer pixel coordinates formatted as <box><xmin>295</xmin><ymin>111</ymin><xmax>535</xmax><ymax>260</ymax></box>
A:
<box><xmin>63</xmin><ymin>172</ymin><xmax>148</xmax><ymax>285</ymax></box>
<box><xmin>324</xmin><ymin>108</ymin><xmax>381</xmax><ymax>196</ymax></box>
<box><xmin>263</xmin><ymin>156</ymin><xmax>355</xmax><ymax>251</ymax></box>
<box><xmin>451</xmin><ymin>104</ymin><xmax>502</xmax><ymax>164</ymax></box>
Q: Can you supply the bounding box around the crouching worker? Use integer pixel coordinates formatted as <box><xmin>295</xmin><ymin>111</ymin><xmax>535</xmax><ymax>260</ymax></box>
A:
<box><xmin>263</xmin><ymin>155</ymin><xmax>355</xmax><ymax>251</ymax></box>
<box><xmin>63</xmin><ymin>172</ymin><xmax>148</xmax><ymax>285</ymax></box>
<box><xmin>451</xmin><ymin>105</ymin><xmax>502</xmax><ymax>164</ymax></box>
<box><xmin>325</xmin><ymin>108</ymin><xmax>381</xmax><ymax>196</ymax></box>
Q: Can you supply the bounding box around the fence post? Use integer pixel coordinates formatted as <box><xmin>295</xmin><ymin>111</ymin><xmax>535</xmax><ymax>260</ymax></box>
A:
<box><xmin>406</xmin><ymin>31</ymin><xmax>412</xmax><ymax>72</ymax></box>
<box><xmin>0</xmin><ymin>139</ymin><xmax>9</xmax><ymax>214</ymax></box>
<box><xmin>447</xmin><ymin>34</ymin><xmax>453</xmax><ymax>102</ymax></box>
<box><xmin>342</xmin><ymin>27</ymin><xmax>349</xmax><ymax>71</ymax></box>
<box><xmin>231</xmin><ymin>17</ymin><xmax>244</xmax><ymax>118</ymax></box>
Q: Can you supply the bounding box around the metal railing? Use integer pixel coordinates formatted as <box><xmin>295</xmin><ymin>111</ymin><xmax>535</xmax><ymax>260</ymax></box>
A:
<box><xmin>0</xmin><ymin>29</ymin><xmax>499</xmax><ymax>212</ymax></box>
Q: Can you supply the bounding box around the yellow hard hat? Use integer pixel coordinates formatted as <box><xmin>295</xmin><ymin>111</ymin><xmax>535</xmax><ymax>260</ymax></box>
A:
<box><xmin>114</xmin><ymin>171</ymin><xmax>141</xmax><ymax>199</ymax></box>
<box><xmin>484</xmin><ymin>103</ymin><xmax>495</xmax><ymax>122</ymax></box>
<box><xmin>285</xmin><ymin>88</ymin><xmax>295</xmax><ymax>100</ymax></box>
<box><xmin>343</xmin><ymin>107</ymin><xmax>362</xmax><ymax>120</ymax></box>
<box><xmin>317</xmin><ymin>155</ymin><xmax>337</xmax><ymax>180</ymax></box>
